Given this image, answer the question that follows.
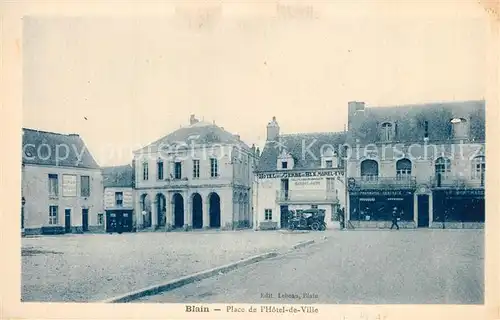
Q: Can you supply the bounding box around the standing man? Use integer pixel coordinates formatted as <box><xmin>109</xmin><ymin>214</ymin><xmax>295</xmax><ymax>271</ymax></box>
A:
<box><xmin>390</xmin><ymin>206</ymin><xmax>400</xmax><ymax>230</ymax></box>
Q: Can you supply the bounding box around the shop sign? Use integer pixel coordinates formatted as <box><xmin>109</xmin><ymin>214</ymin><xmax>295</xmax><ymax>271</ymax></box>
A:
<box><xmin>350</xmin><ymin>190</ymin><xmax>413</xmax><ymax>197</ymax></box>
<box><xmin>62</xmin><ymin>174</ymin><xmax>77</xmax><ymax>197</ymax></box>
<box><xmin>257</xmin><ymin>170</ymin><xmax>343</xmax><ymax>179</ymax></box>
<box><xmin>444</xmin><ymin>189</ymin><xmax>484</xmax><ymax>197</ymax></box>
<box><xmin>290</xmin><ymin>177</ymin><xmax>324</xmax><ymax>190</ymax></box>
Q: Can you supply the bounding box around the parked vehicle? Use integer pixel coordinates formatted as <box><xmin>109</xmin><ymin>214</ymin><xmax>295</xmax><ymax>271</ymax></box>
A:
<box><xmin>287</xmin><ymin>208</ymin><xmax>326</xmax><ymax>231</ymax></box>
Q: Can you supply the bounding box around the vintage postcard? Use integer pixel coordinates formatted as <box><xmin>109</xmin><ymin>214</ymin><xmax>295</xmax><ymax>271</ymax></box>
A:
<box><xmin>1</xmin><ymin>1</ymin><xmax>499</xmax><ymax>319</ymax></box>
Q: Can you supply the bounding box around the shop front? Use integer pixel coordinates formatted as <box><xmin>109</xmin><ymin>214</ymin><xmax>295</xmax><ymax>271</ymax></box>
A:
<box><xmin>432</xmin><ymin>189</ymin><xmax>484</xmax><ymax>227</ymax></box>
<box><xmin>348</xmin><ymin>189</ymin><xmax>415</xmax><ymax>228</ymax></box>
<box><xmin>106</xmin><ymin>210</ymin><xmax>133</xmax><ymax>233</ymax></box>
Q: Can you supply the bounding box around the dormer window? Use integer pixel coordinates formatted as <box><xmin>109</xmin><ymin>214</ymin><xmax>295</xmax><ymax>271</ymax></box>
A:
<box><xmin>321</xmin><ymin>146</ymin><xmax>338</xmax><ymax>168</ymax></box>
<box><xmin>277</xmin><ymin>149</ymin><xmax>294</xmax><ymax>170</ymax></box>
<box><xmin>281</xmin><ymin>161</ymin><xmax>288</xmax><ymax>169</ymax></box>
<box><xmin>450</xmin><ymin>118</ymin><xmax>469</xmax><ymax>139</ymax></box>
<box><xmin>325</xmin><ymin>160</ymin><xmax>333</xmax><ymax>168</ymax></box>
<box><xmin>381</xmin><ymin>122</ymin><xmax>393</xmax><ymax>141</ymax></box>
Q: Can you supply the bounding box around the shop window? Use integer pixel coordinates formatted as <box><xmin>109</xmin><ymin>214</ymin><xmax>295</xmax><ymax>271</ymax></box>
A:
<box><xmin>381</xmin><ymin>122</ymin><xmax>393</xmax><ymax>141</ymax></box>
<box><xmin>396</xmin><ymin>158</ymin><xmax>412</xmax><ymax>179</ymax></box>
<box><xmin>264</xmin><ymin>209</ymin><xmax>272</xmax><ymax>220</ymax></box>
<box><xmin>360</xmin><ymin>159</ymin><xmax>379</xmax><ymax>180</ymax></box>
<box><xmin>471</xmin><ymin>156</ymin><xmax>485</xmax><ymax>182</ymax></box>
<box><xmin>435</xmin><ymin>157</ymin><xmax>451</xmax><ymax>182</ymax></box>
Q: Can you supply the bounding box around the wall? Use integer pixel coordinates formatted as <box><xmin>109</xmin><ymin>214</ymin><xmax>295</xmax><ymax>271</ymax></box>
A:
<box><xmin>22</xmin><ymin>164</ymin><xmax>104</xmax><ymax>231</ymax></box>
<box><xmin>104</xmin><ymin>187</ymin><xmax>134</xmax><ymax>209</ymax></box>
<box><xmin>255</xmin><ymin>178</ymin><xmax>281</xmax><ymax>224</ymax></box>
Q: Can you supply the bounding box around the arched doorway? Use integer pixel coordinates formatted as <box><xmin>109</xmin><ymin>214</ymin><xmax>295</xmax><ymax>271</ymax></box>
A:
<box><xmin>156</xmin><ymin>193</ymin><xmax>166</xmax><ymax>228</ymax></box>
<box><xmin>172</xmin><ymin>193</ymin><xmax>184</xmax><ymax>228</ymax></box>
<box><xmin>140</xmin><ymin>194</ymin><xmax>152</xmax><ymax>228</ymax></box>
<box><xmin>209</xmin><ymin>192</ymin><xmax>221</xmax><ymax>228</ymax></box>
<box><xmin>192</xmin><ymin>193</ymin><xmax>203</xmax><ymax>229</ymax></box>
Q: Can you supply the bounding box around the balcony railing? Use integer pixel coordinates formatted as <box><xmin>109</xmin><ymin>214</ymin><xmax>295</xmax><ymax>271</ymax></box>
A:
<box><xmin>348</xmin><ymin>176</ymin><xmax>417</xmax><ymax>190</ymax></box>
<box><xmin>430</xmin><ymin>176</ymin><xmax>485</xmax><ymax>189</ymax></box>
<box><xmin>276</xmin><ymin>190</ymin><xmax>338</xmax><ymax>203</ymax></box>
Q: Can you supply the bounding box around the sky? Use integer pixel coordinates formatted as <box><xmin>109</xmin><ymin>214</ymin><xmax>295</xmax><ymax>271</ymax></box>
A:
<box><xmin>22</xmin><ymin>1</ymin><xmax>490</xmax><ymax>167</ymax></box>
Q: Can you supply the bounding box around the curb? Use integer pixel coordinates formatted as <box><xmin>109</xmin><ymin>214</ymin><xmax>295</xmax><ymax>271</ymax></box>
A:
<box><xmin>292</xmin><ymin>239</ymin><xmax>316</xmax><ymax>250</ymax></box>
<box><xmin>100</xmin><ymin>251</ymin><xmax>278</xmax><ymax>303</ymax></box>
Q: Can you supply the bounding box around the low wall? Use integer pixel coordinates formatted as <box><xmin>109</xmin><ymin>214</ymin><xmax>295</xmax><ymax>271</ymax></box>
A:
<box><xmin>348</xmin><ymin>220</ymin><xmax>416</xmax><ymax>229</ymax></box>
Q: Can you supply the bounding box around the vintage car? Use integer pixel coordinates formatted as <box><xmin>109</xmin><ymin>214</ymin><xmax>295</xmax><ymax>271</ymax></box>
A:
<box><xmin>287</xmin><ymin>208</ymin><xmax>326</xmax><ymax>231</ymax></box>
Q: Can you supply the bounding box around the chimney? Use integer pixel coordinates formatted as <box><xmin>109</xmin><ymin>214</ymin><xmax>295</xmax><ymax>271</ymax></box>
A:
<box><xmin>251</xmin><ymin>144</ymin><xmax>256</xmax><ymax>154</ymax></box>
<box><xmin>189</xmin><ymin>114</ymin><xmax>199</xmax><ymax>125</ymax></box>
<box><xmin>256</xmin><ymin>147</ymin><xmax>260</xmax><ymax>157</ymax></box>
<box><xmin>234</xmin><ymin>134</ymin><xmax>240</xmax><ymax>141</ymax></box>
<box><xmin>266</xmin><ymin>116</ymin><xmax>280</xmax><ymax>141</ymax></box>
<box><xmin>347</xmin><ymin>101</ymin><xmax>365</xmax><ymax>131</ymax></box>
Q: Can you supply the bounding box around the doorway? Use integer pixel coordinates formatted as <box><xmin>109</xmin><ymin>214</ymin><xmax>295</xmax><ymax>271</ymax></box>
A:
<box><xmin>173</xmin><ymin>193</ymin><xmax>184</xmax><ymax>228</ymax></box>
<box><xmin>82</xmin><ymin>208</ymin><xmax>89</xmax><ymax>232</ymax></box>
<box><xmin>417</xmin><ymin>195</ymin><xmax>429</xmax><ymax>227</ymax></box>
<box><xmin>209</xmin><ymin>192</ymin><xmax>221</xmax><ymax>228</ymax></box>
<box><xmin>280</xmin><ymin>205</ymin><xmax>289</xmax><ymax>229</ymax></box>
<box><xmin>65</xmin><ymin>209</ymin><xmax>71</xmax><ymax>233</ymax></box>
<box><xmin>192</xmin><ymin>193</ymin><xmax>203</xmax><ymax>229</ymax></box>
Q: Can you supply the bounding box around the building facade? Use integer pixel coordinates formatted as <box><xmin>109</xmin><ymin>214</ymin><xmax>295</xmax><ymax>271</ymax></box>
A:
<box><xmin>254</xmin><ymin>117</ymin><xmax>347</xmax><ymax>230</ymax></box>
<box><xmin>133</xmin><ymin>115</ymin><xmax>259</xmax><ymax>231</ymax></box>
<box><xmin>102</xmin><ymin>164</ymin><xmax>135</xmax><ymax>233</ymax></box>
<box><xmin>21</xmin><ymin>128</ymin><xmax>104</xmax><ymax>235</ymax></box>
<box><xmin>345</xmin><ymin>100</ymin><xmax>485</xmax><ymax>228</ymax></box>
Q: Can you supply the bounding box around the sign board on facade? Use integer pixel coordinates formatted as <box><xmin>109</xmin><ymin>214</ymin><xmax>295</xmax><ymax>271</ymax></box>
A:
<box><xmin>349</xmin><ymin>190</ymin><xmax>413</xmax><ymax>197</ymax></box>
<box><xmin>62</xmin><ymin>174</ymin><xmax>77</xmax><ymax>197</ymax></box>
<box><xmin>290</xmin><ymin>177</ymin><xmax>324</xmax><ymax>190</ymax></box>
<box><xmin>443</xmin><ymin>189</ymin><xmax>484</xmax><ymax>197</ymax></box>
<box><xmin>257</xmin><ymin>170</ymin><xmax>343</xmax><ymax>179</ymax></box>
<box><xmin>105</xmin><ymin>189</ymin><xmax>134</xmax><ymax>209</ymax></box>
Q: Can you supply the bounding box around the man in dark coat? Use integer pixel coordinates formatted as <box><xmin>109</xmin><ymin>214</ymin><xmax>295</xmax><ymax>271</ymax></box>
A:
<box><xmin>390</xmin><ymin>206</ymin><xmax>400</xmax><ymax>230</ymax></box>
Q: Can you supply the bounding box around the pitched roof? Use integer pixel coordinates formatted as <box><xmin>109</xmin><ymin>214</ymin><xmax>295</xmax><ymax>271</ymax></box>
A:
<box><xmin>257</xmin><ymin>132</ymin><xmax>347</xmax><ymax>172</ymax></box>
<box><xmin>135</xmin><ymin>121</ymin><xmax>250</xmax><ymax>153</ymax></box>
<box><xmin>102</xmin><ymin>164</ymin><xmax>134</xmax><ymax>188</ymax></box>
<box><xmin>22</xmin><ymin>128</ymin><xmax>100</xmax><ymax>169</ymax></box>
<box><xmin>348</xmin><ymin>100</ymin><xmax>485</xmax><ymax>144</ymax></box>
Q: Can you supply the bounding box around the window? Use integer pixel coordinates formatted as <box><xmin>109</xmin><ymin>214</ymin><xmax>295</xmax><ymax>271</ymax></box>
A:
<box><xmin>325</xmin><ymin>160</ymin><xmax>333</xmax><ymax>168</ymax></box>
<box><xmin>396</xmin><ymin>159</ymin><xmax>412</xmax><ymax>179</ymax></box>
<box><xmin>174</xmin><ymin>162</ymin><xmax>182</xmax><ymax>179</ymax></box>
<box><xmin>360</xmin><ymin>160</ymin><xmax>379</xmax><ymax>181</ymax></box>
<box><xmin>451</xmin><ymin>118</ymin><xmax>468</xmax><ymax>139</ymax></box>
<box><xmin>424</xmin><ymin>121</ymin><xmax>429</xmax><ymax>138</ymax></box>
<box><xmin>49</xmin><ymin>205</ymin><xmax>58</xmax><ymax>225</ymax></box>
<box><xmin>157</xmin><ymin>160</ymin><xmax>164</xmax><ymax>180</ymax></box>
<box><xmin>193</xmin><ymin>159</ymin><xmax>200</xmax><ymax>178</ymax></box>
<box><xmin>381</xmin><ymin>122</ymin><xmax>393</xmax><ymax>141</ymax></box>
<box><xmin>48</xmin><ymin>174</ymin><xmax>58</xmax><ymax>197</ymax></box>
<box><xmin>471</xmin><ymin>156</ymin><xmax>485</xmax><ymax>181</ymax></box>
<box><xmin>435</xmin><ymin>157</ymin><xmax>451</xmax><ymax>182</ymax></box>
<box><xmin>281</xmin><ymin>161</ymin><xmax>288</xmax><ymax>169</ymax></box>
<box><xmin>97</xmin><ymin>213</ymin><xmax>104</xmax><ymax>225</ymax></box>
<box><xmin>210</xmin><ymin>158</ymin><xmax>218</xmax><ymax>177</ymax></box>
<box><xmin>115</xmin><ymin>192</ymin><xmax>123</xmax><ymax>206</ymax></box>
<box><xmin>81</xmin><ymin>175</ymin><xmax>90</xmax><ymax>197</ymax></box>
<box><xmin>143</xmin><ymin>162</ymin><xmax>149</xmax><ymax>180</ymax></box>
<box><xmin>311</xmin><ymin>205</ymin><xmax>318</xmax><ymax>209</ymax></box>
<box><xmin>264</xmin><ymin>209</ymin><xmax>272</xmax><ymax>221</ymax></box>
<box><xmin>62</xmin><ymin>174</ymin><xmax>77</xmax><ymax>197</ymax></box>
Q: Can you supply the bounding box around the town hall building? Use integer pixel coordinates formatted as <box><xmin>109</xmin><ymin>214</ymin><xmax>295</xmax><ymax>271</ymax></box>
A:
<box><xmin>133</xmin><ymin>115</ymin><xmax>259</xmax><ymax>231</ymax></box>
<box><xmin>254</xmin><ymin>117</ymin><xmax>347</xmax><ymax>230</ymax></box>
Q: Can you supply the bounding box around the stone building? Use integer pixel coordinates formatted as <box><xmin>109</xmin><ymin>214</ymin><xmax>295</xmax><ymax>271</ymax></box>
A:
<box><xmin>133</xmin><ymin>115</ymin><xmax>259</xmax><ymax>231</ymax></box>
<box><xmin>102</xmin><ymin>164</ymin><xmax>135</xmax><ymax>233</ymax></box>
<box><xmin>21</xmin><ymin>128</ymin><xmax>104</xmax><ymax>235</ymax></box>
<box><xmin>254</xmin><ymin>117</ymin><xmax>347</xmax><ymax>230</ymax></box>
<box><xmin>345</xmin><ymin>100</ymin><xmax>485</xmax><ymax>228</ymax></box>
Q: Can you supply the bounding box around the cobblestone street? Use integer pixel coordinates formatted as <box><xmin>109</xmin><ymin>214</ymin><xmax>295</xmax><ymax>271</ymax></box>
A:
<box><xmin>139</xmin><ymin>229</ymin><xmax>484</xmax><ymax>304</ymax></box>
<box><xmin>21</xmin><ymin>230</ymin><xmax>326</xmax><ymax>302</ymax></box>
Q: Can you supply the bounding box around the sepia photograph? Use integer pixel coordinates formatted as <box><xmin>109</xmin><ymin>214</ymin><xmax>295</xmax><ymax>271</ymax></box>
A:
<box><xmin>2</xmin><ymin>1</ymin><xmax>499</xmax><ymax>319</ymax></box>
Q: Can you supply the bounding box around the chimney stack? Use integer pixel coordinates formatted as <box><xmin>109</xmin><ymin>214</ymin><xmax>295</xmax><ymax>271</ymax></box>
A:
<box><xmin>190</xmin><ymin>114</ymin><xmax>199</xmax><ymax>125</ymax></box>
<box><xmin>266</xmin><ymin>116</ymin><xmax>280</xmax><ymax>141</ymax></box>
<box><xmin>256</xmin><ymin>147</ymin><xmax>260</xmax><ymax>157</ymax></box>
<box><xmin>234</xmin><ymin>134</ymin><xmax>240</xmax><ymax>141</ymax></box>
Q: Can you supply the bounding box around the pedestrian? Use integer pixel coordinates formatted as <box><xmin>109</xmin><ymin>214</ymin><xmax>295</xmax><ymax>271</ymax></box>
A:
<box><xmin>390</xmin><ymin>206</ymin><xmax>400</xmax><ymax>230</ymax></box>
<box><xmin>339</xmin><ymin>207</ymin><xmax>345</xmax><ymax>230</ymax></box>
